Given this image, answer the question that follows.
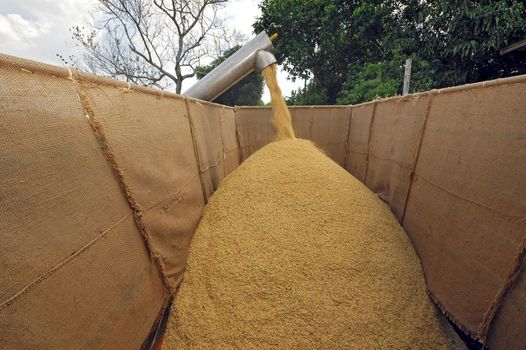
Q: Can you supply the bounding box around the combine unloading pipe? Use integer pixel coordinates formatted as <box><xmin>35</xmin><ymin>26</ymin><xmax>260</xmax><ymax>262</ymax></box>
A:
<box><xmin>184</xmin><ymin>31</ymin><xmax>277</xmax><ymax>102</ymax></box>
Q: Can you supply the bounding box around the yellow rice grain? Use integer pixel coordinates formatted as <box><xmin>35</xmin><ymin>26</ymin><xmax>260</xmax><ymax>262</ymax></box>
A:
<box><xmin>162</xmin><ymin>139</ymin><xmax>464</xmax><ymax>349</ymax></box>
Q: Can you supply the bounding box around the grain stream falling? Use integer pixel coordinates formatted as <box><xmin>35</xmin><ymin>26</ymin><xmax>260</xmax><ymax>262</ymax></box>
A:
<box><xmin>261</xmin><ymin>63</ymin><xmax>296</xmax><ymax>140</ymax></box>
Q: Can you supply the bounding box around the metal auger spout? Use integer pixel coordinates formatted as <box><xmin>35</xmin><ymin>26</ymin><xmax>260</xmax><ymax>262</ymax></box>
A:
<box><xmin>184</xmin><ymin>31</ymin><xmax>277</xmax><ymax>102</ymax></box>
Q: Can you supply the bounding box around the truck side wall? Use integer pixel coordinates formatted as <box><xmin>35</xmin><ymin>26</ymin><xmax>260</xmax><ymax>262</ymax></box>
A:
<box><xmin>0</xmin><ymin>54</ymin><xmax>241</xmax><ymax>349</ymax></box>
<box><xmin>1</xmin><ymin>53</ymin><xmax>524</xmax><ymax>348</ymax></box>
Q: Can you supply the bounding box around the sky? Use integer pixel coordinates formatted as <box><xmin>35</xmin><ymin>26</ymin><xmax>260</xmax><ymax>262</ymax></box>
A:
<box><xmin>0</xmin><ymin>0</ymin><xmax>302</xmax><ymax>102</ymax></box>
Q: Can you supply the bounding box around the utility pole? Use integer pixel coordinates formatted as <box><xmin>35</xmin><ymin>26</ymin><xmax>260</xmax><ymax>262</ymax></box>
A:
<box><xmin>403</xmin><ymin>58</ymin><xmax>412</xmax><ymax>95</ymax></box>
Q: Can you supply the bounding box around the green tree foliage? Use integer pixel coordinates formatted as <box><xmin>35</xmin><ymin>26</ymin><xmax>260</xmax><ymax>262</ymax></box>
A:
<box><xmin>254</xmin><ymin>0</ymin><xmax>526</xmax><ymax>105</ymax></box>
<box><xmin>255</xmin><ymin>0</ymin><xmax>363</xmax><ymax>104</ymax></box>
<box><xmin>337</xmin><ymin>62</ymin><xmax>399</xmax><ymax>104</ymax></box>
<box><xmin>425</xmin><ymin>0</ymin><xmax>526</xmax><ymax>86</ymax></box>
<box><xmin>286</xmin><ymin>81</ymin><xmax>329</xmax><ymax>105</ymax></box>
<box><xmin>196</xmin><ymin>45</ymin><xmax>264</xmax><ymax>106</ymax></box>
<box><xmin>337</xmin><ymin>54</ymin><xmax>436</xmax><ymax>104</ymax></box>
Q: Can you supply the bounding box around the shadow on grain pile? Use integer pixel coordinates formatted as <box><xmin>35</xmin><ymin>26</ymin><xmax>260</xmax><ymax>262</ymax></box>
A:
<box><xmin>162</xmin><ymin>64</ymin><xmax>465</xmax><ymax>349</ymax></box>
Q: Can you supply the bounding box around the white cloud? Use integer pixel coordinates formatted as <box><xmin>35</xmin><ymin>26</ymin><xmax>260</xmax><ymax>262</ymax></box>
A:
<box><xmin>0</xmin><ymin>0</ymin><xmax>94</xmax><ymax>64</ymax></box>
<box><xmin>0</xmin><ymin>13</ymin><xmax>45</xmax><ymax>46</ymax></box>
<box><xmin>223</xmin><ymin>0</ymin><xmax>260</xmax><ymax>37</ymax></box>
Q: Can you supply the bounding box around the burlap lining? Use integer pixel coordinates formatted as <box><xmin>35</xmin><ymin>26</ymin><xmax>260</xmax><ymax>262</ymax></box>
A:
<box><xmin>186</xmin><ymin>99</ymin><xmax>235</xmax><ymax>201</ymax></box>
<box><xmin>70</xmin><ymin>69</ymin><xmax>236</xmax><ymax>292</ymax></box>
<box><xmin>0</xmin><ymin>56</ymin><xmax>240</xmax><ymax>298</ymax></box>
<box><xmin>400</xmin><ymin>92</ymin><xmax>434</xmax><ymax>224</ymax></box>
<box><xmin>346</xmin><ymin>148</ymin><xmax>368</xmax><ymax>155</ymax></box>
<box><xmin>363</xmin><ymin>89</ymin><xmax>525</xmax><ymax>345</ymax></box>
<box><xmin>217</xmin><ymin>107</ymin><xmax>227</xmax><ymax>179</ymax></box>
<box><xmin>479</xmin><ymin>235</ymin><xmax>526</xmax><ymax>346</ymax></box>
<box><xmin>342</xmin><ymin>107</ymin><xmax>354</xmax><ymax>167</ymax></box>
<box><xmin>233</xmin><ymin>107</ymin><xmax>244</xmax><ymax>167</ymax></box>
<box><xmin>362</xmin><ymin>101</ymin><xmax>378</xmax><ymax>183</ymax></box>
<box><xmin>391</xmin><ymin>90</ymin><xmax>482</xmax><ymax>343</ymax></box>
<box><xmin>72</xmin><ymin>72</ymin><xmax>171</xmax><ymax>290</ymax></box>
<box><xmin>357</xmin><ymin>88</ymin><xmax>526</xmax><ymax>344</ymax></box>
<box><xmin>185</xmin><ymin>98</ymin><xmax>209</xmax><ymax>204</ymax></box>
<box><xmin>1</xmin><ymin>53</ymin><xmax>525</xmax><ymax>347</ymax></box>
<box><xmin>0</xmin><ymin>213</ymin><xmax>131</xmax><ymax>311</ymax></box>
<box><xmin>72</xmin><ymin>75</ymin><xmax>239</xmax><ymax>290</ymax></box>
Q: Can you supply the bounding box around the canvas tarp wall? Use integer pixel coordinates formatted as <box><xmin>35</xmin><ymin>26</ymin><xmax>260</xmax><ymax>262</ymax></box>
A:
<box><xmin>0</xmin><ymin>54</ymin><xmax>240</xmax><ymax>349</ymax></box>
<box><xmin>1</xmin><ymin>52</ymin><xmax>526</xmax><ymax>349</ymax></box>
<box><xmin>0</xmin><ymin>56</ymin><xmax>168</xmax><ymax>349</ymax></box>
<box><xmin>401</xmin><ymin>81</ymin><xmax>526</xmax><ymax>349</ymax></box>
<box><xmin>186</xmin><ymin>99</ymin><xmax>240</xmax><ymax>200</ymax></box>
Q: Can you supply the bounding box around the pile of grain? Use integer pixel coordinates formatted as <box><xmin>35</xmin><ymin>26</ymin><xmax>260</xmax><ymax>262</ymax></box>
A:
<box><xmin>162</xmin><ymin>139</ymin><xmax>464</xmax><ymax>349</ymax></box>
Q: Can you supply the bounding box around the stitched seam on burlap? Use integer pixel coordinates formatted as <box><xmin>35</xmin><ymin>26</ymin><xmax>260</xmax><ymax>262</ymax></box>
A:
<box><xmin>400</xmin><ymin>91</ymin><xmax>526</xmax><ymax>347</ymax></box>
<box><xmin>308</xmin><ymin>111</ymin><xmax>314</xmax><ymax>139</ymax></box>
<box><xmin>199</xmin><ymin>151</ymin><xmax>236</xmax><ymax>173</ymax></box>
<box><xmin>414</xmin><ymin>176</ymin><xmax>524</xmax><ymax>221</ymax></box>
<box><xmin>72</xmin><ymin>72</ymin><xmax>172</xmax><ymax>291</ymax></box>
<box><xmin>479</xmin><ymin>234</ymin><xmax>526</xmax><ymax>347</ymax></box>
<box><xmin>143</xmin><ymin>172</ymin><xmax>201</xmax><ymax>212</ymax></box>
<box><xmin>343</xmin><ymin>106</ymin><xmax>353</xmax><ymax>171</ymax></box>
<box><xmin>218</xmin><ymin>110</ymin><xmax>227</xmax><ymax>179</ymax></box>
<box><xmin>0</xmin><ymin>213</ymin><xmax>131</xmax><ymax>310</ymax></box>
<box><xmin>362</xmin><ymin>102</ymin><xmax>378</xmax><ymax>183</ymax></box>
<box><xmin>233</xmin><ymin>107</ymin><xmax>244</xmax><ymax>165</ymax></box>
<box><xmin>397</xmin><ymin>91</ymin><xmax>480</xmax><ymax>341</ymax></box>
<box><xmin>401</xmin><ymin>92</ymin><xmax>434</xmax><ymax>224</ymax></box>
<box><xmin>185</xmin><ymin>98</ymin><xmax>208</xmax><ymax>203</ymax></box>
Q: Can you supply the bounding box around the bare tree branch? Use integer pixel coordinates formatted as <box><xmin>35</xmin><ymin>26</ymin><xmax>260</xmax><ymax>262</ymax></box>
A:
<box><xmin>68</xmin><ymin>0</ymin><xmax>243</xmax><ymax>93</ymax></box>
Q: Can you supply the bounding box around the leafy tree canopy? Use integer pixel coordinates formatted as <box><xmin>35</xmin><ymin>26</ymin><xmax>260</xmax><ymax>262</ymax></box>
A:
<box><xmin>286</xmin><ymin>81</ymin><xmax>328</xmax><ymax>105</ymax></box>
<box><xmin>254</xmin><ymin>0</ymin><xmax>526</xmax><ymax>105</ymax></box>
<box><xmin>196</xmin><ymin>45</ymin><xmax>264</xmax><ymax>106</ymax></box>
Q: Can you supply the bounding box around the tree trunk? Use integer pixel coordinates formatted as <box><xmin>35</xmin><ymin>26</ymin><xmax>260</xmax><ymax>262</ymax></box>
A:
<box><xmin>176</xmin><ymin>80</ymin><xmax>182</xmax><ymax>94</ymax></box>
